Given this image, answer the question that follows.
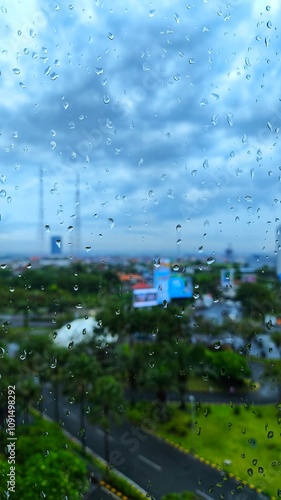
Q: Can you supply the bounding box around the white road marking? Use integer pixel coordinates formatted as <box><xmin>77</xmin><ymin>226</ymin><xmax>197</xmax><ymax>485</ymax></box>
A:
<box><xmin>137</xmin><ymin>454</ymin><xmax>162</xmax><ymax>472</ymax></box>
<box><xmin>195</xmin><ymin>490</ymin><xmax>215</xmax><ymax>500</ymax></box>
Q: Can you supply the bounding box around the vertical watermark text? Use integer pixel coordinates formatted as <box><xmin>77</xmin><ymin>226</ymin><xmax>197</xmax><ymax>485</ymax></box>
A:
<box><xmin>6</xmin><ymin>385</ymin><xmax>16</xmax><ymax>494</ymax></box>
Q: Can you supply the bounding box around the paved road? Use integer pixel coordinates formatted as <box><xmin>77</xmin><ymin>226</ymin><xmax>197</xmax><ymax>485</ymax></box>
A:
<box><xmin>41</xmin><ymin>386</ymin><xmax>269</xmax><ymax>500</ymax></box>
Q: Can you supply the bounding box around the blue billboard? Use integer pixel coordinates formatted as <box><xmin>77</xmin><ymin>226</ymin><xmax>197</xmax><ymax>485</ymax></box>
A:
<box><xmin>154</xmin><ymin>259</ymin><xmax>193</xmax><ymax>302</ymax></box>
<box><xmin>153</xmin><ymin>259</ymin><xmax>171</xmax><ymax>304</ymax></box>
<box><xmin>168</xmin><ymin>275</ymin><xmax>193</xmax><ymax>299</ymax></box>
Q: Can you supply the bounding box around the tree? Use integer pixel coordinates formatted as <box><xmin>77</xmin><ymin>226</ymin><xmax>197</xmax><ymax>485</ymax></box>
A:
<box><xmin>16</xmin><ymin>376</ymin><xmax>41</xmax><ymax>424</ymax></box>
<box><xmin>207</xmin><ymin>350</ymin><xmax>251</xmax><ymax>388</ymax></box>
<box><xmin>171</xmin><ymin>340</ymin><xmax>194</xmax><ymax>410</ymax></box>
<box><xmin>236</xmin><ymin>282</ymin><xmax>279</xmax><ymax>321</ymax></box>
<box><xmin>2</xmin><ymin>418</ymin><xmax>89</xmax><ymax>499</ymax></box>
<box><xmin>62</xmin><ymin>351</ymin><xmax>100</xmax><ymax>450</ymax></box>
<box><xmin>88</xmin><ymin>375</ymin><xmax>124</xmax><ymax>464</ymax></box>
<box><xmin>271</xmin><ymin>331</ymin><xmax>281</xmax><ymax>358</ymax></box>
<box><xmin>116</xmin><ymin>343</ymin><xmax>145</xmax><ymax>405</ymax></box>
<box><xmin>263</xmin><ymin>359</ymin><xmax>281</xmax><ymax>402</ymax></box>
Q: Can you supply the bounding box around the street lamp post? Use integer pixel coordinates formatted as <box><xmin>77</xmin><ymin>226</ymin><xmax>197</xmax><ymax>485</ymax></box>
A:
<box><xmin>189</xmin><ymin>394</ymin><xmax>195</xmax><ymax>454</ymax></box>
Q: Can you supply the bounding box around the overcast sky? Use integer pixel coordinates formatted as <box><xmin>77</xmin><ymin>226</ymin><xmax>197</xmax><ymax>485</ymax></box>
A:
<box><xmin>0</xmin><ymin>0</ymin><xmax>281</xmax><ymax>260</ymax></box>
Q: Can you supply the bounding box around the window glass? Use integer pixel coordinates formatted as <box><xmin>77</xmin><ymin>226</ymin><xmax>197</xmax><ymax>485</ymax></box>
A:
<box><xmin>1</xmin><ymin>1</ymin><xmax>280</xmax><ymax>499</ymax></box>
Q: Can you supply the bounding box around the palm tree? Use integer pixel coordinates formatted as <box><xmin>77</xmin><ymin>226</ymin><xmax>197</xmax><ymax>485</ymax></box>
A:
<box><xmin>116</xmin><ymin>343</ymin><xmax>144</xmax><ymax>405</ymax></box>
<box><xmin>88</xmin><ymin>375</ymin><xmax>124</xmax><ymax>464</ymax></box>
<box><xmin>63</xmin><ymin>351</ymin><xmax>100</xmax><ymax>451</ymax></box>
<box><xmin>16</xmin><ymin>375</ymin><xmax>41</xmax><ymax>424</ymax></box>
<box><xmin>171</xmin><ymin>340</ymin><xmax>194</xmax><ymax>410</ymax></box>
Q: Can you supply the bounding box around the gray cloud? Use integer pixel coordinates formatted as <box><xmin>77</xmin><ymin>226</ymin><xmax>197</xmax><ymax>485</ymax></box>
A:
<box><xmin>0</xmin><ymin>0</ymin><xmax>280</xmax><ymax>258</ymax></box>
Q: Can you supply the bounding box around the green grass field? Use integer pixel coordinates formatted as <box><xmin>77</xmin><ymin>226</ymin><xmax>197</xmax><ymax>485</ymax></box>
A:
<box><xmin>127</xmin><ymin>402</ymin><xmax>281</xmax><ymax>498</ymax></box>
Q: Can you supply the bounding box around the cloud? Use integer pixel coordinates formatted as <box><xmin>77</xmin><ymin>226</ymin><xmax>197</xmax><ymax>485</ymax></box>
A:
<box><xmin>0</xmin><ymin>0</ymin><xmax>280</xmax><ymax>259</ymax></box>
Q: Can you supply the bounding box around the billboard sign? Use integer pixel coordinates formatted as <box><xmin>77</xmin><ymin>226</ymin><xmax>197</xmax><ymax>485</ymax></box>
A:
<box><xmin>168</xmin><ymin>275</ymin><xmax>193</xmax><ymax>299</ymax></box>
<box><xmin>221</xmin><ymin>268</ymin><xmax>234</xmax><ymax>288</ymax></box>
<box><xmin>153</xmin><ymin>259</ymin><xmax>171</xmax><ymax>305</ymax></box>
<box><xmin>133</xmin><ymin>288</ymin><xmax>158</xmax><ymax>308</ymax></box>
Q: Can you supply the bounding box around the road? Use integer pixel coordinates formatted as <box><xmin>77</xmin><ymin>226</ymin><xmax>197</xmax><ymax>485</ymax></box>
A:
<box><xmin>42</xmin><ymin>385</ymin><xmax>269</xmax><ymax>500</ymax></box>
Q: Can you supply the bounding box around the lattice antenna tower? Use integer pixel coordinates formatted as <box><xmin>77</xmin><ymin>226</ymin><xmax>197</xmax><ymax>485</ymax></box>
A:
<box><xmin>74</xmin><ymin>171</ymin><xmax>81</xmax><ymax>257</ymax></box>
<box><xmin>39</xmin><ymin>167</ymin><xmax>44</xmax><ymax>255</ymax></box>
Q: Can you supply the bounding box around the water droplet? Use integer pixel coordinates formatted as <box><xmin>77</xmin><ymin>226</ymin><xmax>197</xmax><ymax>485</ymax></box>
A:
<box><xmin>226</xmin><ymin>113</ymin><xmax>233</xmax><ymax>126</ymax></box>
<box><xmin>138</xmin><ymin>158</ymin><xmax>144</xmax><ymax>167</ymax></box>
<box><xmin>0</xmin><ymin>189</ymin><xmax>6</xmax><ymax>198</ymax></box>
<box><xmin>265</xmin><ymin>36</ymin><xmax>270</xmax><ymax>47</ymax></box>
<box><xmin>44</xmin><ymin>66</ymin><xmax>51</xmax><ymax>77</ymax></box>
<box><xmin>200</xmin><ymin>98</ymin><xmax>208</xmax><ymax>107</ymax></box>
<box><xmin>19</xmin><ymin>350</ymin><xmax>27</xmax><ymax>360</ymax></box>
<box><xmin>43</xmin><ymin>449</ymin><xmax>49</xmax><ymax>457</ymax></box>
<box><xmin>267</xmin><ymin>430</ymin><xmax>274</xmax><ymax>438</ymax></box>
<box><xmin>176</xmin><ymin>224</ymin><xmax>182</xmax><ymax>232</ymax></box>
<box><xmin>258</xmin><ymin>466</ymin><xmax>264</xmax><ymax>473</ymax></box>
<box><xmin>172</xmin><ymin>264</ymin><xmax>180</xmax><ymax>271</ymax></box>
<box><xmin>211</xmin><ymin>114</ymin><xmax>219</xmax><ymax>125</ymax></box>
<box><xmin>214</xmin><ymin>341</ymin><xmax>221</xmax><ymax>350</ymax></box>
<box><xmin>206</xmin><ymin>257</ymin><xmax>215</xmax><ymax>265</ymax></box>
<box><xmin>85</xmin><ymin>246</ymin><xmax>91</xmax><ymax>252</ymax></box>
<box><xmin>9</xmin><ymin>286</ymin><xmax>14</xmax><ymax>293</ymax></box>
<box><xmin>148</xmin><ymin>189</ymin><xmax>154</xmax><ymax>198</ymax></box>
<box><xmin>75</xmin><ymin>303</ymin><xmax>83</xmax><ymax>309</ymax></box>
<box><xmin>68</xmin><ymin>396</ymin><xmax>75</xmax><ymax>404</ymax></box>
<box><xmin>247</xmin><ymin>468</ymin><xmax>253</xmax><ymax>476</ymax></box>
<box><xmin>50</xmin><ymin>72</ymin><xmax>59</xmax><ymax>80</ymax></box>
<box><xmin>45</xmin><ymin>224</ymin><xmax>51</xmax><ymax>232</ymax></box>
<box><xmin>193</xmin><ymin>293</ymin><xmax>200</xmax><ymax>300</ymax></box>
<box><xmin>266</xmin><ymin>5</ymin><xmax>271</xmax><ymax>11</ymax></box>
<box><xmin>56</xmin><ymin>239</ymin><xmax>61</xmax><ymax>248</ymax></box>
<box><xmin>0</xmin><ymin>263</ymin><xmax>7</xmax><ymax>269</ymax></box>
<box><xmin>107</xmin><ymin>32</ymin><xmax>114</xmax><ymax>40</ymax></box>
<box><xmin>203</xmin><ymin>158</ymin><xmax>209</xmax><ymax>169</ymax></box>
<box><xmin>167</xmin><ymin>189</ymin><xmax>175</xmax><ymax>199</ymax></box>
<box><xmin>103</xmin><ymin>94</ymin><xmax>110</xmax><ymax>104</ymax></box>
<box><xmin>12</xmin><ymin>68</ymin><xmax>21</xmax><ymax>75</ymax></box>
<box><xmin>95</xmin><ymin>67</ymin><xmax>104</xmax><ymax>76</ymax></box>
<box><xmin>108</xmin><ymin>218</ymin><xmax>114</xmax><ymax>229</ymax></box>
<box><xmin>189</xmin><ymin>58</ymin><xmax>195</xmax><ymax>64</ymax></box>
<box><xmin>149</xmin><ymin>361</ymin><xmax>155</xmax><ymax>368</ymax></box>
<box><xmin>67</xmin><ymin>225</ymin><xmax>74</xmax><ymax>232</ymax></box>
<box><xmin>0</xmin><ymin>347</ymin><xmax>5</xmax><ymax>358</ymax></box>
<box><xmin>149</xmin><ymin>9</ymin><xmax>155</xmax><ymax>17</ymax></box>
<box><xmin>267</xmin><ymin>21</ymin><xmax>272</xmax><ymax>29</ymax></box>
<box><xmin>244</xmin><ymin>195</ymin><xmax>252</xmax><ymax>203</ymax></box>
<box><xmin>153</xmin><ymin>258</ymin><xmax>161</xmax><ymax>268</ymax></box>
<box><xmin>50</xmin><ymin>358</ymin><xmax>57</xmax><ymax>369</ymax></box>
<box><xmin>68</xmin><ymin>341</ymin><xmax>74</xmax><ymax>350</ymax></box>
<box><xmin>174</xmin><ymin>12</ymin><xmax>180</xmax><ymax>23</ymax></box>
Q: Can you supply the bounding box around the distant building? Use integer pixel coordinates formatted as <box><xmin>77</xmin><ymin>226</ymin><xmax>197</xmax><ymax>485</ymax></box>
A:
<box><xmin>51</xmin><ymin>236</ymin><xmax>62</xmax><ymax>255</ymax></box>
<box><xmin>225</xmin><ymin>245</ymin><xmax>233</xmax><ymax>263</ymax></box>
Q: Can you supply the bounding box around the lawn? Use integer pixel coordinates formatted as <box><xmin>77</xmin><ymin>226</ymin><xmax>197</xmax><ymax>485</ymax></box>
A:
<box><xmin>127</xmin><ymin>402</ymin><xmax>281</xmax><ymax>498</ymax></box>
